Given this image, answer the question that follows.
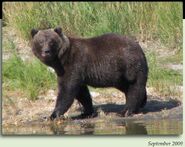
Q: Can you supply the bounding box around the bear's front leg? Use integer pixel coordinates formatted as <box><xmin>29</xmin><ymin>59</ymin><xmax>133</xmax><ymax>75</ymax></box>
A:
<box><xmin>50</xmin><ymin>77</ymin><xmax>80</xmax><ymax>120</ymax></box>
<box><xmin>50</xmin><ymin>92</ymin><xmax>73</xmax><ymax>120</ymax></box>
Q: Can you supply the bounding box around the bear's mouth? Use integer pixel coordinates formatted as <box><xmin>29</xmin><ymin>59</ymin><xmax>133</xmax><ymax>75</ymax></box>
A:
<box><xmin>41</xmin><ymin>52</ymin><xmax>51</xmax><ymax>58</ymax></box>
<box><xmin>40</xmin><ymin>52</ymin><xmax>57</xmax><ymax>63</ymax></box>
<box><xmin>40</xmin><ymin>52</ymin><xmax>53</xmax><ymax>62</ymax></box>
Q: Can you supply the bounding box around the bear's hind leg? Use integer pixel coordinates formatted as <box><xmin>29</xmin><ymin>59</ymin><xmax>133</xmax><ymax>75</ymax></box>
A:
<box><xmin>140</xmin><ymin>87</ymin><xmax>147</xmax><ymax>108</ymax></box>
<box><xmin>75</xmin><ymin>85</ymin><xmax>95</xmax><ymax>118</ymax></box>
<box><xmin>121</xmin><ymin>83</ymin><xmax>146</xmax><ymax>117</ymax></box>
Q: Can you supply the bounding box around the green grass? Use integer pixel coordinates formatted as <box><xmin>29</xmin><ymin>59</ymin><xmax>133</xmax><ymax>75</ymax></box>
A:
<box><xmin>161</xmin><ymin>50</ymin><xmax>183</xmax><ymax>64</ymax></box>
<box><xmin>3</xmin><ymin>2</ymin><xmax>183</xmax><ymax>50</ymax></box>
<box><xmin>3</xmin><ymin>53</ymin><xmax>57</xmax><ymax>100</ymax></box>
<box><xmin>146</xmin><ymin>52</ymin><xmax>182</xmax><ymax>97</ymax></box>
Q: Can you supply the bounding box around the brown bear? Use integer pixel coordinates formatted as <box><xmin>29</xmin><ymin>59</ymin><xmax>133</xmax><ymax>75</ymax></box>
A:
<box><xmin>31</xmin><ymin>27</ymin><xmax>148</xmax><ymax>120</ymax></box>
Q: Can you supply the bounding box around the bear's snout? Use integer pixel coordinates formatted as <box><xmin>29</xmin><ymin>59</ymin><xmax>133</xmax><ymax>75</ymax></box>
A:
<box><xmin>42</xmin><ymin>48</ymin><xmax>51</xmax><ymax>57</ymax></box>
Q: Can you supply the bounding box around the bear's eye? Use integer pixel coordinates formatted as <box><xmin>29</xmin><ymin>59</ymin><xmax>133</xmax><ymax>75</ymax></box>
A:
<box><xmin>49</xmin><ymin>41</ymin><xmax>58</xmax><ymax>48</ymax></box>
<box><xmin>34</xmin><ymin>41</ymin><xmax>43</xmax><ymax>49</ymax></box>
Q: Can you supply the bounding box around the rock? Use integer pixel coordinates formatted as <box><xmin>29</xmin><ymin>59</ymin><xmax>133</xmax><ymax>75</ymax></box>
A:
<box><xmin>90</xmin><ymin>91</ymin><xmax>100</xmax><ymax>98</ymax></box>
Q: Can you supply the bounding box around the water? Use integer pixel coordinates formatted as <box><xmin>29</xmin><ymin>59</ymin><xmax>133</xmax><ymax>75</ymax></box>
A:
<box><xmin>2</xmin><ymin>118</ymin><xmax>182</xmax><ymax>135</ymax></box>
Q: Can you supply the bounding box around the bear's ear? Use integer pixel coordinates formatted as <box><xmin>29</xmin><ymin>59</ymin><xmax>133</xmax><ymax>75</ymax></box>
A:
<box><xmin>54</xmin><ymin>27</ymin><xmax>63</xmax><ymax>36</ymax></box>
<box><xmin>31</xmin><ymin>29</ymin><xmax>39</xmax><ymax>38</ymax></box>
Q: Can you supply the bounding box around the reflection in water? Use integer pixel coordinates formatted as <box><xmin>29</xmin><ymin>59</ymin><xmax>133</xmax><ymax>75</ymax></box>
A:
<box><xmin>49</xmin><ymin>119</ymin><xmax>147</xmax><ymax>135</ymax></box>
<box><xmin>50</xmin><ymin>121</ymin><xmax>95</xmax><ymax>135</ymax></box>
<box><xmin>125</xmin><ymin>122</ymin><xmax>147</xmax><ymax>135</ymax></box>
<box><xmin>81</xmin><ymin>123</ymin><xmax>95</xmax><ymax>135</ymax></box>
<box><xmin>2</xmin><ymin>119</ymin><xmax>182</xmax><ymax>135</ymax></box>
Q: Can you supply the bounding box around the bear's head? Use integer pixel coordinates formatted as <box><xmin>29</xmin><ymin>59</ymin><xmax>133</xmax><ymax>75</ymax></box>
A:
<box><xmin>31</xmin><ymin>27</ymin><xmax>69</xmax><ymax>65</ymax></box>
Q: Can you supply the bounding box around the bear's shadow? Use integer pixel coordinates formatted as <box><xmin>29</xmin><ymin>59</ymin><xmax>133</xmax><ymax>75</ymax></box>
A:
<box><xmin>73</xmin><ymin>95</ymin><xmax>181</xmax><ymax>120</ymax></box>
<box><xmin>93</xmin><ymin>96</ymin><xmax>180</xmax><ymax>114</ymax></box>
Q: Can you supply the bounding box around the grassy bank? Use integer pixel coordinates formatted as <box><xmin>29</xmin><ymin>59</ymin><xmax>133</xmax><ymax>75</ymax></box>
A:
<box><xmin>3</xmin><ymin>55</ymin><xmax>56</xmax><ymax>100</ymax></box>
<box><xmin>3</xmin><ymin>2</ymin><xmax>182</xmax><ymax>50</ymax></box>
<box><xmin>2</xmin><ymin>41</ymin><xmax>56</xmax><ymax>100</ymax></box>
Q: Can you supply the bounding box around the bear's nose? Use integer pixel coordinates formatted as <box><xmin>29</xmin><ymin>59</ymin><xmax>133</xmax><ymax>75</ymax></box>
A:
<box><xmin>44</xmin><ymin>49</ymin><xmax>50</xmax><ymax>54</ymax></box>
<box><xmin>45</xmin><ymin>50</ymin><xmax>50</xmax><ymax>54</ymax></box>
